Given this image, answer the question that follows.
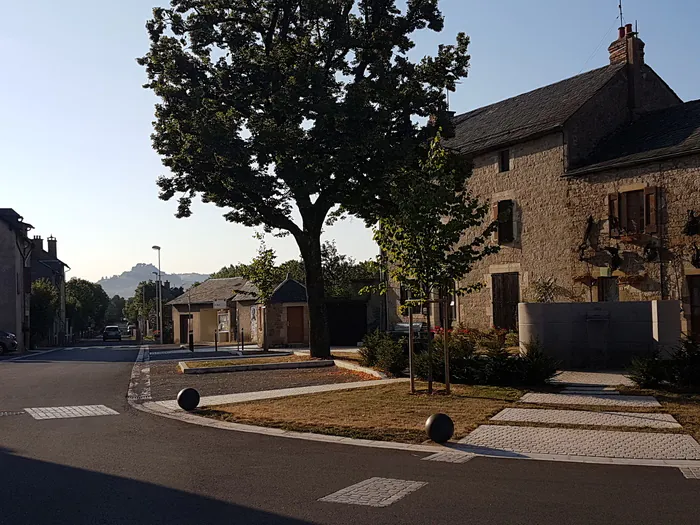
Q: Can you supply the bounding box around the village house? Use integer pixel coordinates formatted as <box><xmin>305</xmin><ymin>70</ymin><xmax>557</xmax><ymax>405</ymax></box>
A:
<box><xmin>388</xmin><ymin>24</ymin><xmax>700</xmax><ymax>337</ymax></box>
<box><xmin>30</xmin><ymin>235</ymin><xmax>69</xmax><ymax>345</ymax></box>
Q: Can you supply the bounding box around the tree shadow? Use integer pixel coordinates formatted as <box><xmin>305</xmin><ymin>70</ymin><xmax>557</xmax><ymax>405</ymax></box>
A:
<box><xmin>0</xmin><ymin>446</ymin><xmax>312</xmax><ymax>525</ymax></box>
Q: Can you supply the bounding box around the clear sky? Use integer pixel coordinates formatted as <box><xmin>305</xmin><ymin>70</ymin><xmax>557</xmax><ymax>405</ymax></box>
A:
<box><xmin>2</xmin><ymin>1</ymin><xmax>698</xmax><ymax>282</ymax></box>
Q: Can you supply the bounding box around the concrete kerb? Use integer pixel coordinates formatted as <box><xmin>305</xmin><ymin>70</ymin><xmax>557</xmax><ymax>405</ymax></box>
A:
<box><xmin>127</xmin><ymin>352</ymin><xmax>700</xmax><ymax>470</ymax></box>
<box><xmin>179</xmin><ymin>359</ymin><xmax>334</xmax><ymax>374</ymax></box>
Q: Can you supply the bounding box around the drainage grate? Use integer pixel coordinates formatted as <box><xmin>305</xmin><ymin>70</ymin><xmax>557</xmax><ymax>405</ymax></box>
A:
<box><xmin>0</xmin><ymin>411</ymin><xmax>26</xmax><ymax>417</ymax></box>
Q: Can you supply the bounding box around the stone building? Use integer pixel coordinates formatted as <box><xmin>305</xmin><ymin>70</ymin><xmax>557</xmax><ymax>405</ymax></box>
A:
<box><xmin>388</xmin><ymin>25</ymin><xmax>700</xmax><ymax>337</ymax></box>
<box><xmin>0</xmin><ymin>209</ymin><xmax>34</xmax><ymax>351</ymax></box>
<box><xmin>30</xmin><ymin>235</ymin><xmax>69</xmax><ymax>345</ymax></box>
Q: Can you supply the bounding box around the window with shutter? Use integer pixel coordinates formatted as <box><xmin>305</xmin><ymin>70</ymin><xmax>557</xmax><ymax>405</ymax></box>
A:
<box><xmin>497</xmin><ymin>200</ymin><xmax>515</xmax><ymax>244</ymax></box>
<box><xmin>644</xmin><ymin>186</ymin><xmax>659</xmax><ymax>234</ymax></box>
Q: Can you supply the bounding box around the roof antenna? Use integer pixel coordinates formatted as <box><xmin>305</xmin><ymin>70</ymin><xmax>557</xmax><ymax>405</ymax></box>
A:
<box><xmin>618</xmin><ymin>0</ymin><xmax>624</xmax><ymax>26</ymax></box>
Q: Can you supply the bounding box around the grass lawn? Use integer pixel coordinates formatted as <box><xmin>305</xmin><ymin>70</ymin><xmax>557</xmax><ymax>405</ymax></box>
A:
<box><xmin>186</xmin><ymin>354</ymin><xmax>318</xmax><ymax>368</ymax></box>
<box><xmin>200</xmin><ymin>382</ymin><xmax>524</xmax><ymax>443</ymax></box>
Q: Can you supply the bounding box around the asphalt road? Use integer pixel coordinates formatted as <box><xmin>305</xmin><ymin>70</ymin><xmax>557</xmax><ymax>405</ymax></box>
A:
<box><xmin>1</xmin><ymin>344</ymin><xmax>698</xmax><ymax>525</ymax></box>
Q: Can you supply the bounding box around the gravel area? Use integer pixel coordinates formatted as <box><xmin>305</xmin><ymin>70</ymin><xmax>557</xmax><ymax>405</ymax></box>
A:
<box><xmin>149</xmin><ymin>361</ymin><xmax>375</xmax><ymax>401</ymax></box>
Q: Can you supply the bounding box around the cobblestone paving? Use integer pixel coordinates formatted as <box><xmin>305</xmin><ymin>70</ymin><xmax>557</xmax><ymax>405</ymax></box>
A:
<box><xmin>319</xmin><ymin>477</ymin><xmax>427</xmax><ymax>507</ymax></box>
<box><xmin>491</xmin><ymin>408</ymin><xmax>681</xmax><ymax>428</ymax></box>
<box><xmin>520</xmin><ymin>392</ymin><xmax>660</xmax><ymax>407</ymax></box>
<box><xmin>679</xmin><ymin>467</ymin><xmax>700</xmax><ymax>479</ymax></box>
<box><xmin>24</xmin><ymin>405</ymin><xmax>119</xmax><ymax>420</ymax></box>
<box><xmin>421</xmin><ymin>451</ymin><xmax>474</xmax><ymax>463</ymax></box>
<box><xmin>460</xmin><ymin>425</ymin><xmax>700</xmax><ymax>460</ymax></box>
<box><xmin>550</xmin><ymin>371</ymin><xmax>633</xmax><ymax>386</ymax></box>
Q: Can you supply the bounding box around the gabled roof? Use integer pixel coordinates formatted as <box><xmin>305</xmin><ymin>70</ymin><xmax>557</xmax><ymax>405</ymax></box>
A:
<box><xmin>568</xmin><ymin>99</ymin><xmax>700</xmax><ymax>175</ymax></box>
<box><xmin>444</xmin><ymin>64</ymin><xmax>624</xmax><ymax>155</ymax></box>
<box><xmin>269</xmin><ymin>278</ymin><xmax>307</xmax><ymax>304</ymax></box>
<box><xmin>167</xmin><ymin>277</ymin><xmax>258</xmax><ymax>305</ymax></box>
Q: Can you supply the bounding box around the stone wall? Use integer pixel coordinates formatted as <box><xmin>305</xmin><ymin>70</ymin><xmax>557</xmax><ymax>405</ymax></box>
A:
<box><xmin>0</xmin><ymin>222</ymin><xmax>24</xmax><ymax>349</ymax></box>
<box><xmin>458</xmin><ymin>133</ymin><xmax>573</xmax><ymax>329</ymax></box>
<box><xmin>567</xmin><ymin>153</ymin><xmax>700</xmax><ymax>333</ymax></box>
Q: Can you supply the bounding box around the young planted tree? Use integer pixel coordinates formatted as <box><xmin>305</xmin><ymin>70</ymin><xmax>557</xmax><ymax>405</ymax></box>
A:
<box><xmin>375</xmin><ymin>134</ymin><xmax>498</xmax><ymax>392</ymax></box>
<box><xmin>139</xmin><ymin>0</ymin><xmax>469</xmax><ymax>357</ymax></box>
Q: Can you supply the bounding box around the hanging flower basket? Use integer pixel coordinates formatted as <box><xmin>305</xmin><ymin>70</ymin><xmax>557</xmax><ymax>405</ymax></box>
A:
<box><xmin>573</xmin><ymin>275</ymin><xmax>597</xmax><ymax>287</ymax></box>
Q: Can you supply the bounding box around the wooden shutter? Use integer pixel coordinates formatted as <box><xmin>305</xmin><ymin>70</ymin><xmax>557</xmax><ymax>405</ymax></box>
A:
<box><xmin>608</xmin><ymin>193</ymin><xmax>620</xmax><ymax>238</ymax></box>
<box><xmin>491</xmin><ymin>202</ymin><xmax>499</xmax><ymax>244</ymax></box>
<box><xmin>644</xmin><ymin>186</ymin><xmax>659</xmax><ymax>234</ymax></box>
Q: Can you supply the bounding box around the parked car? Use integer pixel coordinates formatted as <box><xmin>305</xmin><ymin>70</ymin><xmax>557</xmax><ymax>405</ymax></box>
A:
<box><xmin>103</xmin><ymin>326</ymin><xmax>122</xmax><ymax>342</ymax></box>
<box><xmin>0</xmin><ymin>330</ymin><xmax>18</xmax><ymax>354</ymax></box>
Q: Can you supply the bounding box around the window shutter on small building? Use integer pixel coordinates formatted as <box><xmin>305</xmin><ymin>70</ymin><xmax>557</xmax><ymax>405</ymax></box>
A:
<box><xmin>491</xmin><ymin>202</ymin><xmax>500</xmax><ymax>244</ymax></box>
<box><xmin>644</xmin><ymin>186</ymin><xmax>659</xmax><ymax>234</ymax></box>
<box><xmin>608</xmin><ymin>193</ymin><xmax>620</xmax><ymax>238</ymax></box>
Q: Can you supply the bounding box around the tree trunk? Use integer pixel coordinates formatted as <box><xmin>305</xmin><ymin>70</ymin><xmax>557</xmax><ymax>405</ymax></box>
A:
<box><xmin>262</xmin><ymin>304</ymin><xmax>269</xmax><ymax>352</ymax></box>
<box><xmin>297</xmin><ymin>232</ymin><xmax>330</xmax><ymax>358</ymax></box>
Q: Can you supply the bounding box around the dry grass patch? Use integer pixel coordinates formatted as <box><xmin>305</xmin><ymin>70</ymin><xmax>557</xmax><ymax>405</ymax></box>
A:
<box><xmin>186</xmin><ymin>354</ymin><xmax>315</xmax><ymax>368</ymax></box>
<box><xmin>201</xmin><ymin>382</ymin><xmax>524</xmax><ymax>443</ymax></box>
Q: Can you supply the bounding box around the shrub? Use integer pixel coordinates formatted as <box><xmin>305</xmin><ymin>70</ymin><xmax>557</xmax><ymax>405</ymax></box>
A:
<box><xmin>479</xmin><ymin>346</ymin><xmax>518</xmax><ymax>385</ymax></box>
<box><xmin>670</xmin><ymin>336</ymin><xmax>700</xmax><ymax>391</ymax></box>
<box><xmin>505</xmin><ymin>330</ymin><xmax>519</xmax><ymax>349</ymax></box>
<box><xmin>628</xmin><ymin>353</ymin><xmax>668</xmax><ymax>388</ymax></box>
<box><xmin>375</xmin><ymin>336</ymin><xmax>408</xmax><ymax>377</ymax></box>
<box><xmin>359</xmin><ymin>330</ymin><xmax>382</xmax><ymax>367</ymax></box>
<box><xmin>516</xmin><ymin>341</ymin><xmax>558</xmax><ymax>386</ymax></box>
<box><xmin>415</xmin><ymin>328</ymin><xmax>480</xmax><ymax>383</ymax></box>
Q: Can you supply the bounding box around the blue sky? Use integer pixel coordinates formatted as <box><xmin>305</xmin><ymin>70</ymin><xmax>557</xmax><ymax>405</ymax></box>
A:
<box><xmin>2</xmin><ymin>1</ymin><xmax>698</xmax><ymax>282</ymax></box>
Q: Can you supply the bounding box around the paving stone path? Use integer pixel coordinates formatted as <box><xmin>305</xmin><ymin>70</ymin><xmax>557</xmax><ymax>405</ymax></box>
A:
<box><xmin>491</xmin><ymin>408</ymin><xmax>681</xmax><ymax>429</ymax></box>
<box><xmin>460</xmin><ymin>425</ymin><xmax>700</xmax><ymax>460</ymax></box>
<box><xmin>460</xmin><ymin>371</ymin><xmax>700</xmax><ymax>466</ymax></box>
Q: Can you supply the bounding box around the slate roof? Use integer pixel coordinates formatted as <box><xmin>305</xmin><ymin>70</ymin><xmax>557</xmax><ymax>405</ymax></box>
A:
<box><xmin>444</xmin><ymin>64</ymin><xmax>624</xmax><ymax>155</ymax></box>
<box><xmin>269</xmin><ymin>278</ymin><xmax>307</xmax><ymax>304</ymax></box>
<box><xmin>568</xmin><ymin>99</ymin><xmax>700</xmax><ymax>175</ymax></box>
<box><xmin>167</xmin><ymin>277</ymin><xmax>258</xmax><ymax>305</ymax></box>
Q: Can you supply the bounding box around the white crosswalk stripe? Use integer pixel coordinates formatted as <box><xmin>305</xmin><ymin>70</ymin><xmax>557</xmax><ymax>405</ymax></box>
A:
<box><xmin>24</xmin><ymin>405</ymin><xmax>119</xmax><ymax>420</ymax></box>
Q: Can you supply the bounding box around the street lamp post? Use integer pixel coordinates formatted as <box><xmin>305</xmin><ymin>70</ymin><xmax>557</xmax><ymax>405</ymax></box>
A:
<box><xmin>152</xmin><ymin>246</ymin><xmax>163</xmax><ymax>345</ymax></box>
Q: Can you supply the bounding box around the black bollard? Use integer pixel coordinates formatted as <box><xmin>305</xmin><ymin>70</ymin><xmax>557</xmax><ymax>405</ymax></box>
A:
<box><xmin>177</xmin><ymin>388</ymin><xmax>200</xmax><ymax>411</ymax></box>
<box><xmin>425</xmin><ymin>413</ymin><xmax>454</xmax><ymax>444</ymax></box>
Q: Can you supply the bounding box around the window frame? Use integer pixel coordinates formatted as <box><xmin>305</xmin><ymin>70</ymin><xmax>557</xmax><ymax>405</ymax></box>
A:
<box><xmin>399</xmin><ymin>284</ymin><xmax>421</xmax><ymax>315</ymax></box>
<box><xmin>495</xmin><ymin>199</ymin><xmax>515</xmax><ymax>244</ymax></box>
<box><xmin>608</xmin><ymin>186</ymin><xmax>659</xmax><ymax>237</ymax></box>
<box><xmin>498</xmin><ymin>149</ymin><xmax>510</xmax><ymax>172</ymax></box>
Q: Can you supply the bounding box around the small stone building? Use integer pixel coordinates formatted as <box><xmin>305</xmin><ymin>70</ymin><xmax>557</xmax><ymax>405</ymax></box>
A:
<box><xmin>251</xmin><ymin>277</ymin><xmax>309</xmax><ymax>347</ymax></box>
<box><xmin>169</xmin><ymin>277</ymin><xmax>258</xmax><ymax>345</ymax></box>
<box><xmin>388</xmin><ymin>25</ymin><xmax>700</xmax><ymax>337</ymax></box>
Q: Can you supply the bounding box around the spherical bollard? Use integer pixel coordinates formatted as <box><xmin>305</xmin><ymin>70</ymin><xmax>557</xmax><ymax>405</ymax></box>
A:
<box><xmin>177</xmin><ymin>388</ymin><xmax>200</xmax><ymax>411</ymax></box>
<box><xmin>425</xmin><ymin>413</ymin><xmax>454</xmax><ymax>444</ymax></box>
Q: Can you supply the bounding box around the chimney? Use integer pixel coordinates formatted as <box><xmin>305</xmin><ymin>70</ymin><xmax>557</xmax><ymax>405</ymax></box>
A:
<box><xmin>47</xmin><ymin>235</ymin><xmax>57</xmax><ymax>258</ymax></box>
<box><xmin>32</xmin><ymin>235</ymin><xmax>43</xmax><ymax>253</ymax></box>
<box><xmin>608</xmin><ymin>23</ymin><xmax>645</xmax><ymax>112</ymax></box>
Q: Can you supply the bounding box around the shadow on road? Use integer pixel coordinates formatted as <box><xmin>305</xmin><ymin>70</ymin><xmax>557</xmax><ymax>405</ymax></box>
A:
<box><xmin>0</xmin><ymin>446</ymin><xmax>312</xmax><ymax>525</ymax></box>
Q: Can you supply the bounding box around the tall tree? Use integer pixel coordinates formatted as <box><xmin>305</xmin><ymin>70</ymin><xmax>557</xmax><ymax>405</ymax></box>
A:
<box><xmin>30</xmin><ymin>279</ymin><xmax>59</xmax><ymax>345</ymax></box>
<box><xmin>139</xmin><ymin>0</ymin><xmax>469</xmax><ymax>357</ymax></box>
<box><xmin>106</xmin><ymin>295</ymin><xmax>126</xmax><ymax>323</ymax></box>
<box><xmin>374</xmin><ymin>133</ymin><xmax>498</xmax><ymax>390</ymax></box>
<box><xmin>66</xmin><ymin>278</ymin><xmax>110</xmax><ymax>332</ymax></box>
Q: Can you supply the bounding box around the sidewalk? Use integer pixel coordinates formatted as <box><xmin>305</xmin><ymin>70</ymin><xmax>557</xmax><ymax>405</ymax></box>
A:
<box><xmin>457</xmin><ymin>371</ymin><xmax>700</xmax><ymax>465</ymax></box>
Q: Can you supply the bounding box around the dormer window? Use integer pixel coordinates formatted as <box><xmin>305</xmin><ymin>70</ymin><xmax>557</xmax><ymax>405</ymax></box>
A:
<box><xmin>499</xmin><ymin>149</ymin><xmax>510</xmax><ymax>172</ymax></box>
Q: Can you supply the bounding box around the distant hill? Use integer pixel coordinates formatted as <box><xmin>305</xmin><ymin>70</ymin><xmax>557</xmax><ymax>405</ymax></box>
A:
<box><xmin>97</xmin><ymin>263</ymin><xmax>210</xmax><ymax>298</ymax></box>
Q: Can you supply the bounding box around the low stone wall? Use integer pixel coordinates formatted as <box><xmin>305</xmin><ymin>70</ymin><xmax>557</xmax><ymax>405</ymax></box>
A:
<box><xmin>519</xmin><ymin>300</ymin><xmax>681</xmax><ymax>369</ymax></box>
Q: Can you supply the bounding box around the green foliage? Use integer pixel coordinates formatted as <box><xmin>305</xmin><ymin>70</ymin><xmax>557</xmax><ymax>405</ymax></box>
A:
<box><xmin>628</xmin><ymin>353</ymin><xmax>668</xmax><ymax>388</ymax></box>
<box><xmin>139</xmin><ymin>0</ymin><xmax>471</xmax><ymax>356</ymax></box>
<box><xmin>374</xmin><ymin>133</ymin><xmax>498</xmax><ymax>305</ymax></box>
<box><xmin>516</xmin><ymin>342</ymin><xmax>559</xmax><ymax>386</ymax></box>
<box><xmin>415</xmin><ymin>330</ymin><xmax>557</xmax><ymax>386</ymax></box>
<box><xmin>243</xmin><ymin>235</ymin><xmax>285</xmax><ymax>305</ymax></box>
<box><xmin>105</xmin><ymin>295</ymin><xmax>126</xmax><ymax>323</ymax></box>
<box><xmin>505</xmin><ymin>330</ymin><xmax>519</xmax><ymax>348</ymax></box>
<box><xmin>66</xmin><ymin>278</ymin><xmax>110</xmax><ymax>332</ymax></box>
<box><xmin>360</xmin><ymin>330</ymin><xmax>407</xmax><ymax>377</ymax></box>
<box><xmin>627</xmin><ymin>337</ymin><xmax>700</xmax><ymax>391</ymax></box>
<box><xmin>529</xmin><ymin>277</ymin><xmax>557</xmax><ymax>303</ymax></box>
<box><xmin>30</xmin><ymin>279</ymin><xmax>59</xmax><ymax>343</ymax></box>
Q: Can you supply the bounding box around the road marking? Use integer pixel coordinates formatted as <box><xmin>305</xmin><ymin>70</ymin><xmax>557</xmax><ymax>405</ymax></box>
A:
<box><xmin>421</xmin><ymin>451</ymin><xmax>474</xmax><ymax>463</ymax></box>
<box><xmin>24</xmin><ymin>405</ymin><xmax>119</xmax><ymax>420</ymax></box>
<box><xmin>0</xmin><ymin>411</ymin><xmax>25</xmax><ymax>417</ymax></box>
<box><xmin>319</xmin><ymin>477</ymin><xmax>427</xmax><ymax>507</ymax></box>
<box><xmin>127</xmin><ymin>345</ymin><xmax>151</xmax><ymax>402</ymax></box>
<box><xmin>680</xmin><ymin>467</ymin><xmax>700</xmax><ymax>479</ymax></box>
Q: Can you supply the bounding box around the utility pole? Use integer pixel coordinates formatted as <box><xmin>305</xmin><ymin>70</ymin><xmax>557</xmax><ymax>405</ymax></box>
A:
<box><xmin>152</xmin><ymin>246</ymin><xmax>163</xmax><ymax>345</ymax></box>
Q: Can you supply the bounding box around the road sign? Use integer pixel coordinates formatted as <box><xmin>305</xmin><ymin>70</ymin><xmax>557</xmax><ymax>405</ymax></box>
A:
<box><xmin>213</xmin><ymin>299</ymin><xmax>227</xmax><ymax>309</ymax></box>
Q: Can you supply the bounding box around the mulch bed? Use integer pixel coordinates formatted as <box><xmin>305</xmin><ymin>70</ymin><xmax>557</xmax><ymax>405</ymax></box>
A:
<box><xmin>148</xmin><ymin>361</ymin><xmax>375</xmax><ymax>401</ymax></box>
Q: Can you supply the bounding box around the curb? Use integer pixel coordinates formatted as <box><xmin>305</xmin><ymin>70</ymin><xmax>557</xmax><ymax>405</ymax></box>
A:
<box><xmin>332</xmin><ymin>359</ymin><xmax>386</xmax><ymax>379</ymax></box>
<box><xmin>179</xmin><ymin>359</ymin><xmax>334</xmax><ymax>374</ymax></box>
